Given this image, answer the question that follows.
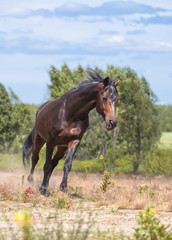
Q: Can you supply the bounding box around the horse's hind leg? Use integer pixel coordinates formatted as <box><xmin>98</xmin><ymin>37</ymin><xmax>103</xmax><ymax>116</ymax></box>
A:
<box><xmin>27</xmin><ymin>133</ymin><xmax>45</xmax><ymax>185</ymax></box>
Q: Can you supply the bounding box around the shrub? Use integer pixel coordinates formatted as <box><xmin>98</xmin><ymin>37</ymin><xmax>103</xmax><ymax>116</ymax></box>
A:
<box><xmin>144</xmin><ymin>148</ymin><xmax>172</xmax><ymax>176</ymax></box>
<box><xmin>133</xmin><ymin>205</ymin><xmax>172</xmax><ymax>240</ymax></box>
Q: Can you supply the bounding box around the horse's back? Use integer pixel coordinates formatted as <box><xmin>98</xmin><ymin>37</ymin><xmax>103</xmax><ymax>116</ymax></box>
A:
<box><xmin>35</xmin><ymin>99</ymin><xmax>61</xmax><ymax>141</ymax></box>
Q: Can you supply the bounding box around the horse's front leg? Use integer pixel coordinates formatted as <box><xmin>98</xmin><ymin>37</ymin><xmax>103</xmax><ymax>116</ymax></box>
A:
<box><xmin>40</xmin><ymin>141</ymin><xmax>54</xmax><ymax>196</ymax></box>
<box><xmin>60</xmin><ymin>140</ymin><xmax>80</xmax><ymax>191</ymax></box>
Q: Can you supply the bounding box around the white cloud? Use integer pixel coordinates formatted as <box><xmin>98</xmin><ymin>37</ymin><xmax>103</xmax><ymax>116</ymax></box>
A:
<box><xmin>0</xmin><ymin>0</ymin><xmax>172</xmax><ymax>104</ymax></box>
<box><xmin>107</xmin><ymin>36</ymin><xmax>124</xmax><ymax>43</ymax></box>
<box><xmin>0</xmin><ymin>7</ymin><xmax>31</xmax><ymax>17</ymax></box>
<box><xmin>158</xmin><ymin>41</ymin><xmax>172</xmax><ymax>48</ymax></box>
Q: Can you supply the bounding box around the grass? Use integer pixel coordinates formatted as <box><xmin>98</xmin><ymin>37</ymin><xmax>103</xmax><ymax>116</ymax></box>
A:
<box><xmin>0</xmin><ymin>170</ymin><xmax>172</xmax><ymax>239</ymax></box>
<box><xmin>0</xmin><ymin>132</ymin><xmax>171</xmax><ymax>173</ymax></box>
<box><xmin>0</xmin><ymin>170</ymin><xmax>172</xmax><ymax>211</ymax></box>
<box><xmin>0</xmin><ymin>133</ymin><xmax>171</xmax><ymax>238</ymax></box>
<box><xmin>160</xmin><ymin>132</ymin><xmax>172</xmax><ymax>149</ymax></box>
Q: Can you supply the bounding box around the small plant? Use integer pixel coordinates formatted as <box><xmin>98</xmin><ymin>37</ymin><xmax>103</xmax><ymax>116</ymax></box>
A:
<box><xmin>14</xmin><ymin>210</ymin><xmax>33</xmax><ymax>240</ymax></box>
<box><xmin>52</xmin><ymin>197</ymin><xmax>72</xmax><ymax>209</ymax></box>
<box><xmin>99</xmin><ymin>155</ymin><xmax>112</xmax><ymax>193</ymax></box>
<box><xmin>21</xmin><ymin>173</ymin><xmax>25</xmax><ymax>186</ymax></box>
<box><xmin>133</xmin><ymin>205</ymin><xmax>172</xmax><ymax>240</ymax></box>
<box><xmin>21</xmin><ymin>187</ymin><xmax>35</xmax><ymax>203</ymax></box>
<box><xmin>139</xmin><ymin>184</ymin><xmax>148</xmax><ymax>194</ymax></box>
<box><xmin>139</xmin><ymin>185</ymin><xmax>157</xmax><ymax>199</ymax></box>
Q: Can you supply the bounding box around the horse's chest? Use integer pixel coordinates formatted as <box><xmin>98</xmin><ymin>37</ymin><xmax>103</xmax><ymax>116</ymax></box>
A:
<box><xmin>53</xmin><ymin>119</ymin><xmax>89</xmax><ymax>145</ymax></box>
<box><xmin>59</xmin><ymin>127</ymin><xmax>82</xmax><ymax>138</ymax></box>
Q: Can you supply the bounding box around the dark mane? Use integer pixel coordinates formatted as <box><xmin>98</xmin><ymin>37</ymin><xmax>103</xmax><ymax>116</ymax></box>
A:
<box><xmin>77</xmin><ymin>70</ymin><xmax>105</xmax><ymax>89</ymax></box>
<box><xmin>64</xmin><ymin>70</ymin><xmax>114</xmax><ymax>97</ymax></box>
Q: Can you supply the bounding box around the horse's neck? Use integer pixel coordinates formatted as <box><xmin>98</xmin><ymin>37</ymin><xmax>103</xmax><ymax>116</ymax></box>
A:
<box><xmin>66</xmin><ymin>83</ymin><xmax>98</xmax><ymax>120</ymax></box>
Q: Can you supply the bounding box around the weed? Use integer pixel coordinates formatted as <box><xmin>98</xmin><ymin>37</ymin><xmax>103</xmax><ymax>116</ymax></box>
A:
<box><xmin>1</xmin><ymin>208</ymin><xmax>94</xmax><ymax>240</ymax></box>
<box><xmin>133</xmin><ymin>205</ymin><xmax>172</xmax><ymax>240</ymax></box>
<box><xmin>52</xmin><ymin>196</ymin><xmax>72</xmax><ymax>209</ymax></box>
<box><xmin>21</xmin><ymin>187</ymin><xmax>34</xmax><ymax>203</ymax></box>
<box><xmin>21</xmin><ymin>174</ymin><xmax>25</xmax><ymax>186</ymax></box>
<box><xmin>14</xmin><ymin>210</ymin><xmax>33</xmax><ymax>240</ymax></box>
<box><xmin>139</xmin><ymin>184</ymin><xmax>148</xmax><ymax>194</ymax></box>
<box><xmin>99</xmin><ymin>155</ymin><xmax>112</xmax><ymax>193</ymax></box>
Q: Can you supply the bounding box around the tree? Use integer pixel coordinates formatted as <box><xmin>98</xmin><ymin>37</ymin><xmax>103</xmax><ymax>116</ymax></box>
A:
<box><xmin>10</xmin><ymin>103</ymin><xmax>32</xmax><ymax>152</ymax></box>
<box><xmin>0</xmin><ymin>83</ymin><xmax>14</xmax><ymax>151</ymax></box>
<box><xmin>48</xmin><ymin>64</ymin><xmax>84</xmax><ymax>99</ymax></box>
<box><xmin>0</xmin><ymin>83</ymin><xmax>34</xmax><ymax>152</ymax></box>
<box><xmin>114</xmin><ymin>67</ymin><xmax>161</xmax><ymax>172</ymax></box>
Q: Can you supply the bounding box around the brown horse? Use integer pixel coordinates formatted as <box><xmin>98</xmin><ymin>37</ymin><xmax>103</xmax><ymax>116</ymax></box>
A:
<box><xmin>22</xmin><ymin>70</ymin><xmax>119</xmax><ymax>195</ymax></box>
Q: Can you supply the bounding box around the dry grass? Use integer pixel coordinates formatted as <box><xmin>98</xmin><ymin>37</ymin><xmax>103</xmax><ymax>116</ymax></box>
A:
<box><xmin>0</xmin><ymin>170</ymin><xmax>172</xmax><ymax>239</ymax></box>
<box><xmin>0</xmin><ymin>170</ymin><xmax>172</xmax><ymax>212</ymax></box>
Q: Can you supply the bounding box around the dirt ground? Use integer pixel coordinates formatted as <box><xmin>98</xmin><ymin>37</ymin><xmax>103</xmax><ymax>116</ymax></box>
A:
<box><xmin>0</xmin><ymin>170</ymin><xmax>172</xmax><ymax>238</ymax></box>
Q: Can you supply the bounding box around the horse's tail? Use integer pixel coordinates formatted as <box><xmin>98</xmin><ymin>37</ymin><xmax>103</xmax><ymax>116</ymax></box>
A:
<box><xmin>22</xmin><ymin>130</ymin><xmax>33</xmax><ymax>168</ymax></box>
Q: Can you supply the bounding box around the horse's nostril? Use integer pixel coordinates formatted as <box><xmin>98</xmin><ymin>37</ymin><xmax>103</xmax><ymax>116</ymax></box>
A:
<box><xmin>107</xmin><ymin>120</ymin><xmax>118</xmax><ymax>130</ymax></box>
<box><xmin>109</xmin><ymin>120</ymin><xmax>114</xmax><ymax>127</ymax></box>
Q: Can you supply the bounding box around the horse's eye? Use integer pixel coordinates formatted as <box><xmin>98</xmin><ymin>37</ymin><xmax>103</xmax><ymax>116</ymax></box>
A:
<box><xmin>103</xmin><ymin>97</ymin><xmax>107</xmax><ymax>102</ymax></box>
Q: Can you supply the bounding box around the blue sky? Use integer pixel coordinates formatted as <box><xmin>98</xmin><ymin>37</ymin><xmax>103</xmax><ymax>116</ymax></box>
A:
<box><xmin>0</xmin><ymin>0</ymin><xmax>172</xmax><ymax>104</ymax></box>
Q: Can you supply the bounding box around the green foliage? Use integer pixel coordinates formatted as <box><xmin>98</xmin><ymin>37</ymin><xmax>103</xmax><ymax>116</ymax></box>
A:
<box><xmin>48</xmin><ymin>64</ymin><xmax>84</xmax><ymax>99</ymax></box>
<box><xmin>99</xmin><ymin>155</ymin><xmax>112</xmax><ymax>193</ymax></box>
<box><xmin>157</xmin><ymin>105</ymin><xmax>172</xmax><ymax>132</ymax></box>
<box><xmin>133</xmin><ymin>205</ymin><xmax>172</xmax><ymax>240</ymax></box>
<box><xmin>14</xmin><ymin>210</ymin><xmax>33</xmax><ymax>240</ymax></box>
<box><xmin>51</xmin><ymin>197</ymin><xmax>71</xmax><ymax>209</ymax></box>
<box><xmin>100</xmin><ymin>170</ymin><xmax>111</xmax><ymax>193</ymax></box>
<box><xmin>143</xmin><ymin>148</ymin><xmax>172</xmax><ymax>176</ymax></box>
<box><xmin>0</xmin><ymin>82</ymin><xmax>38</xmax><ymax>153</ymax></box>
<box><xmin>72</xmin><ymin>159</ymin><xmax>103</xmax><ymax>173</ymax></box>
<box><xmin>10</xmin><ymin>103</ymin><xmax>32</xmax><ymax>152</ymax></box>
<box><xmin>0</xmin><ymin>83</ymin><xmax>14</xmax><ymax>151</ymax></box>
<box><xmin>107</xmin><ymin>66</ymin><xmax>161</xmax><ymax>172</ymax></box>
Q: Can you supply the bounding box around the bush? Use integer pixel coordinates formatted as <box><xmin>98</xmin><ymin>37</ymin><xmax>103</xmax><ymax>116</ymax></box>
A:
<box><xmin>133</xmin><ymin>205</ymin><xmax>172</xmax><ymax>240</ymax></box>
<box><xmin>143</xmin><ymin>148</ymin><xmax>172</xmax><ymax>176</ymax></box>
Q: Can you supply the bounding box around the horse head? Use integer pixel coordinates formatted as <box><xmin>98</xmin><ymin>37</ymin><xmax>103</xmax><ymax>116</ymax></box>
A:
<box><xmin>96</xmin><ymin>77</ymin><xmax>120</xmax><ymax>130</ymax></box>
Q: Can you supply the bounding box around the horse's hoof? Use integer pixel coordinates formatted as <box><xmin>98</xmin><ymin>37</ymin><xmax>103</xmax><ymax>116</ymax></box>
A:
<box><xmin>27</xmin><ymin>175</ymin><xmax>34</xmax><ymax>185</ymax></box>
<box><xmin>39</xmin><ymin>186</ymin><xmax>50</xmax><ymax>197</ymax></box>
<box><xmin>60</xmin><ymin>183</ymin><xmax>67</xmax><ymax>192</ymax></box>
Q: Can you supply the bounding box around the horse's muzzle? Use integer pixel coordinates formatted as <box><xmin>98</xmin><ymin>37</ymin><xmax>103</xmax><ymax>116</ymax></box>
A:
<box><xmin>106</xmin><ymin>120</ymin><xmax>118</xmax><ymax>130</ymax></box>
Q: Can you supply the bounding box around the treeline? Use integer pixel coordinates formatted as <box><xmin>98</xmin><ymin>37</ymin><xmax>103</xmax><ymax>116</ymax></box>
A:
<box><xmin>0</xmin><ymin>83</ymin><xmax>37</xmax><ymax>152</ymax></box>
<box><xmin>0</xmin><ymin>64</ymin><xmax>172</xmax><ymax>175</ymax></box>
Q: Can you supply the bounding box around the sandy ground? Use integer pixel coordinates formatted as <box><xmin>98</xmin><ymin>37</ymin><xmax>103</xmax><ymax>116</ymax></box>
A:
<box><xmin>0</xmin><ymin>170</ymin><xmax>172</xmax><ymax>238</ymax></box>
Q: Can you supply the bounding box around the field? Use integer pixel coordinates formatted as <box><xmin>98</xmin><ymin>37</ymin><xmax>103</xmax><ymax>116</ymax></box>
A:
<box><xmin>0</xmin><ymin>132</ymin><xmax>172</xmax><ymax>239</ymax></box>
<box><xmin>0</xmin><ymin>170</ymin><xmax>172</xmax><ymax>239</ymax></box>
<box><xmin>160</xmin><ymin>132</ymin><xmax>172</xmax><ymax>149</ymax></box>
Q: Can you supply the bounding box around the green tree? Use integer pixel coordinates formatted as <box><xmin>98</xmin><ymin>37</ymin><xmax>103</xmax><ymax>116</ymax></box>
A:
<box><xmin>112</xmin><ymin>67</ymin><xmax>161</xmax><ymax>172</ymax></box>
<box><xmin>0</xmin><ymin>83</ymin><xmax>34</xmax><ymax>152</ymax></box>
<box><xmin>48</xmin><ymin>64</ymin><xmax>84</xmax><ymax>99</ymax></box>
<box><xmin>0</xmin><ymin>83</ymin><xmax>14</xmax><ymax>151</ymax></box>
<box><xmin>10</xmin><ymin>103</ymin><xmax>32</xmax><ymax>152</ymax></box>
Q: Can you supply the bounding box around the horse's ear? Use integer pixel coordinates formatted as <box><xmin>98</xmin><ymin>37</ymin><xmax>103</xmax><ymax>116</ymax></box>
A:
<box><xmin>114</xmin><ymin>79</ymin><xmax>120</xmax><ymax>87</ymax></box>
<box><xmin>103</xmin><ymin>77</ymin><xmax>110</xmax><ymax>87</ymax></box>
